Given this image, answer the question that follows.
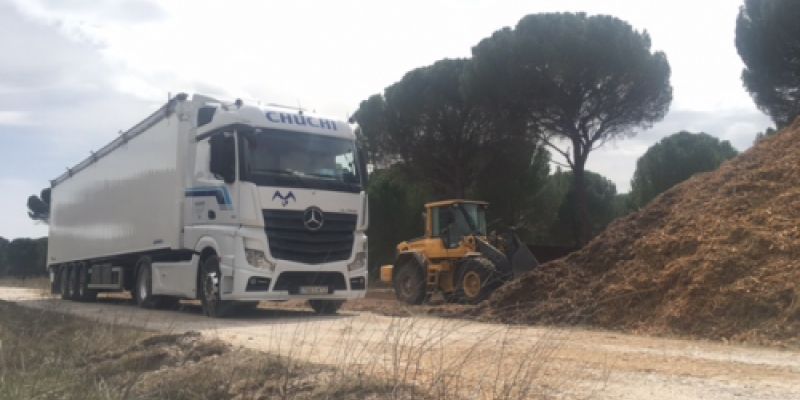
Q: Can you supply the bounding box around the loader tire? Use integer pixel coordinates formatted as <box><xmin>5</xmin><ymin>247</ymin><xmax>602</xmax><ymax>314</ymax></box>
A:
<box><xmin>393</xmin><ymin>263</ymin><xmax>427</xmax><ymax>305</ymax></box>
<box><xmin>455</xmin><ymin>257</ymin><xmax>496</xmax><ymax>304</ymax></box>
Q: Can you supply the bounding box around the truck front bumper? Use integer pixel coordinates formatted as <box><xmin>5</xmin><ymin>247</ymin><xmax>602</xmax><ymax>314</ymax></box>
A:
<box><xmin>219</xmin><ymin>229</ymin><xmax>368</xmax><ymax>302</ymax></box>
<box><xmin>224</xmin><ymin>265</ymin><xmax>367</xmax><ymax>302</ymax></box>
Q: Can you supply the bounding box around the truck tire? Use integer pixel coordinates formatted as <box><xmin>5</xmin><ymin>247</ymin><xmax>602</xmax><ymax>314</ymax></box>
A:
<box><xmin>309</xmin><ymin>300</ymin><xmax>343</xmax><ymax>315</ymax></box>
<box><xmin>76</xmin><ymin>264</ymin><xmax>97</xmax><ymax>302</ymax></box>
<box><xmin>454</xmin><ymin>257</ymin><xmax>496</xmax><ymax>304</ymax></box>
<box><xmin>67</xmin><ymin>265</ymin><xmax>80</xmax><ymax>300</ymax></box>
<box><xmin>135</xmin><ymin>260</ymin><xmax>161</xmax><ymax>309</ymax></box>
<box><xmin>51</xmin><ymin>269</ymin><xmax>59</xmax><ymax>294</ymax></box>
<box><xmin>59</xmin><ymin>266</ymin><xmax>71</xmax><ymax>300</ymax></box>
<box><xmin>393</xmin><ymin>263</ymin><xmax>427</xmax><ymax>305</ymax></box>
<box><xmin>199</xmin><ymin>256</ymin><xmax>234</xmax><ymax>318</ymax></box>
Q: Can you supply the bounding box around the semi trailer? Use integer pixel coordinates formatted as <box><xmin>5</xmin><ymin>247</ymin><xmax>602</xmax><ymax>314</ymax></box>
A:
<box><xmin>47</xmin><ymin>93</ymin><xmax>368</xmax><ymax>317</ymax></box>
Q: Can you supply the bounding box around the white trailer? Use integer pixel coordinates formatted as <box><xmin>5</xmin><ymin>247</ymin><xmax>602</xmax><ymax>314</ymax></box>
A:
<box><xmin>47</xmin><ymin>93</ymin><xmax>368</xmax><ymax>316</ymax></box>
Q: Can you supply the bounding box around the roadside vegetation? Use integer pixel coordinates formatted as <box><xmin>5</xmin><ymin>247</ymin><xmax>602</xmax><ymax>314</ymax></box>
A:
<box><xmin>0</xmin><ymin>301</ymin><xmax>418</xmax><ymax>400</ymax></box>
<box><xmin>0</xmin><ymin>299</ymin><xmax>571</xmax><ymax>400</ymax></box>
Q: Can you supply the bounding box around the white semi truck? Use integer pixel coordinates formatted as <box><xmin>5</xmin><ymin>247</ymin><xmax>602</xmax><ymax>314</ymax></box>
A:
<box><xmin>47</xmin><ymin>93</ymin><xmax>368</xmax><ymax>317</ymax></box>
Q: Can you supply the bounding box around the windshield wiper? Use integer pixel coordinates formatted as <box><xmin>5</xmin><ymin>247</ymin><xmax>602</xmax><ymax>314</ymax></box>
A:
<box><xmin>304</xmin><ymin>172</ymin><xmax>338</xmax><ymax>179</ymax></box>
<box><xmin>254</xmin><ymin>168</ymin><xmax>307</xmax><ymax>185</ymax></box>
<box><xmin>258</xmin><ymin>168</ymin><xmax>305</xmax><ymax>176</ymax></box>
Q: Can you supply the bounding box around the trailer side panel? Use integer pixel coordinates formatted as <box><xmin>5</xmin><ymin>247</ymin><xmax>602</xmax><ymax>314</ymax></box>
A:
<box><xmin>47</xmin><ymin>112</ymin><xmax>186</xmax><ymax>265</ymax></box>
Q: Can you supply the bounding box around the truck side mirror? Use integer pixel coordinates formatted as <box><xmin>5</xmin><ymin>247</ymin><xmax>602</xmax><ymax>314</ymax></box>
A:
<box><xmin>209</xmin><ymin>133</ymin><xmax>236</xmax><ymax>184</ymax></box>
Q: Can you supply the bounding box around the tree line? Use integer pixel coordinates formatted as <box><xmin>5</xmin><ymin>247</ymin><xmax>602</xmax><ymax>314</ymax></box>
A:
<box><xmin>0</xmin><ymin>236</ymin><xmax>48</xmax><ymax>278</ymax></box>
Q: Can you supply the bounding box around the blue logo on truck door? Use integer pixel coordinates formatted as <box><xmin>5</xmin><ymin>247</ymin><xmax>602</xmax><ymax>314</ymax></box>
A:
<box><xmin>265</xmin><ymin>112</ymin><xmax>338</xmax><ymax>131</ymax></box>
<box><xmin>185</xmin><ymin>187</ymin><xmax>233</xmax><ymax>210</ymax></box>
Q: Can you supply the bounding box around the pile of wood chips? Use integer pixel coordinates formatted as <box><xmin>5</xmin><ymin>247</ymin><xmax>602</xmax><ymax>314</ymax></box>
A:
<box><xmin>482</xmin><ymin>118</ymin><xmax>800</xmax><ymax>347</ymax></box>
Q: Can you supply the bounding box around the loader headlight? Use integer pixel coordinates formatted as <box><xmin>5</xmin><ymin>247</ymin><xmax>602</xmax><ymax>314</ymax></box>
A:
<box><xmin>348</xmin><ymin>252</ymin><xmax>367</xmax><ymax>271</ymax></box>
<box><xmin>245</xmin><ymin>248</ymin><xmax>275</xmax><ymax>271</ymax></box>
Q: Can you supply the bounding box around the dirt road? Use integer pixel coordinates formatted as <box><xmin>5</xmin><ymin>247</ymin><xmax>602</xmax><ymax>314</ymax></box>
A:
<box><xmin>2</xmin><ymin>286</ymin><xmax>798</xmax><ymax>400</ymax></box>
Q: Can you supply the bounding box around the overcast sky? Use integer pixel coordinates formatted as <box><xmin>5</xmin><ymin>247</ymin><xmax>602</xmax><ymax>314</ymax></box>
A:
<box><xmin>0</xmin><ymin>0</ymin><xmax>773</xmax><ymax>239</ymax></box>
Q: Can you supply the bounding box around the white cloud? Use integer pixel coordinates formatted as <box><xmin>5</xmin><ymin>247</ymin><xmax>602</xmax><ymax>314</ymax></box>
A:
<box><xmin>0</xmin><ymin>111</ymin><xmax>33</xmax><ymax>126</ymax></box>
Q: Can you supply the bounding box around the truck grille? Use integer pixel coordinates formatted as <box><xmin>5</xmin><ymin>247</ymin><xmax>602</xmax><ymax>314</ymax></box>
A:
<box><xmin>263</xmin><ymin>209</ymin><xmax>356</xmax><ymax>264</ymax></box>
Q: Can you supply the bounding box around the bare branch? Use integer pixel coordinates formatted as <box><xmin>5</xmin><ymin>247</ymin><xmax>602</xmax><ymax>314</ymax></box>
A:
<box><xmin>549</xmin><ymin>158</ymin><xmax>572</xmax><ymax>168</ymax></box>
<box><xmin>538</xmin><ymin>134</ymin><xmax>574</xmax><ymax>169</ymax></box>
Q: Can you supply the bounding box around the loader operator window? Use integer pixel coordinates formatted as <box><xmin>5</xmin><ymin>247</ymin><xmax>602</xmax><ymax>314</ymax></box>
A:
<box><xmin>434</xmin><ymin>206</ymin><xmax>476</xmax><ymax>248</ymax></box>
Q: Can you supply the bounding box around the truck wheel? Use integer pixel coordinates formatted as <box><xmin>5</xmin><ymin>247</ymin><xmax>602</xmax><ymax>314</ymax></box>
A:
<box><xmin>59</xmin><ymin>266</ymin><xmax>71</xmax><ymax>300</ymax></box>
<box><xmin>200</xmin><ymin>256</ymin><xmax>234</xmax><ymax>318</ymax></box>
<box><xmin>309</xmin><ymin>300</ymin><xmax>343</xmax><ymax>315</ymax></box>
<box><xmin>76</xmin><ymin>264</ymin><xmax>97</xmax><ymax>302</ymax></box>
<box><xmin>50</xmin><ymin>269</ymin><xmax>59</xmax><ymax>294</ymax></box>
<box><xmin>455</xmin><ymin>257</ymin><xmax>495</xmax><ymax>304</ymax></box>
<box><xmin>393</xmin><ymin>263</ymin><xmax>426</xmax><ymax>305</ymax></box>
<box><xmin>135</xmin><ymin>260</ymin><xmax>161</xmax><ymax>309</ymax></box>
<box><xmin>68</xmin><ymin>265</ymin><xmax>81</xmax><ymax>300</ymax></box>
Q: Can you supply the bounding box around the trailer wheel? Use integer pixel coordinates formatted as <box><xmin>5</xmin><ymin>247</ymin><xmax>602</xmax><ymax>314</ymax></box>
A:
<box><xmin>199</xmin><ymin>256</ymin><xmax>234</xmax><ymax>318</ymax></box>
<box><xmin>59</xmin><ymin>266</ymin><xmax>71</xmax><ymax>300</ymax></box>
<box><xmin>309</xmin><ymin>300</ymin><xmax>343</xmax><ymax>315</ymax></box>
<box><xmin>50</xmin><ymin>268</ymin><xmax>59</xmax><ymax>294</ymax></box>
<box><xmin>77</xmin><ymin>264</ymin><xmax>97</xmax><ymax>302</ymax></box>
<box><xmin>135</xmin><ymin>260</ymin><xmax>161</xmax><ymax>309</ymax></box>
<box><xmin>67</xmin><ymin>265</ymin><xmax>81</xmax><ymax>300</ymax></box>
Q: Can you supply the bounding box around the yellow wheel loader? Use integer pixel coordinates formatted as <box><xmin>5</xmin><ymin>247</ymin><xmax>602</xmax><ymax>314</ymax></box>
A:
<box><xmin>380</xmin><ymin>200</ymin><xmax>539</xmax><ymax>304</ymax></box>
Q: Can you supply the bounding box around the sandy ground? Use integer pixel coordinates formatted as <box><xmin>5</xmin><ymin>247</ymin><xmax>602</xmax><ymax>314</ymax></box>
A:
<box><xmin>1</xmin><ymin>286</ymin><xmax>798</xmax><ymax>400</ymax></box>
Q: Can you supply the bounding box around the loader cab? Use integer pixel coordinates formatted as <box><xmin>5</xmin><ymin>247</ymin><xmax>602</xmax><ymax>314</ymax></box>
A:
<box><xmin>426</xmin><ymin>200</ymin><xmax>488</xmax><ymax>249</ymax></box>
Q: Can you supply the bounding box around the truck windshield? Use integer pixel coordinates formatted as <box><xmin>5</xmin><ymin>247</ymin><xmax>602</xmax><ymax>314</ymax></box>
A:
<box><xmin>241</xmin><ymin>129</ymin><xmax>362</xmax><ymax>193</ymax></box>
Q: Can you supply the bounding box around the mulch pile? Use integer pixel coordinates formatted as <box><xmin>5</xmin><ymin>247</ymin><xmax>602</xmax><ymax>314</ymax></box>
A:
<box><xmin>481</xmin><ymin>118</ymin><xmax>800</xmax><ymax>347</ymax></box>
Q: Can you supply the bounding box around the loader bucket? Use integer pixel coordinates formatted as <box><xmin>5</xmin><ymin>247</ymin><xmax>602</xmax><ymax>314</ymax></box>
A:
<box><xmin>507</xmin><ymin>234</ymin><xmax>539</xmax><ymax>278</ymax></box>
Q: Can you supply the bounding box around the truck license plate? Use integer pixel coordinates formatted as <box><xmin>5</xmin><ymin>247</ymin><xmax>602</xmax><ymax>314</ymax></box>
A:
<box><xmin>299</xmin><ymin>286</ymin><xmax>329</xmax><ymax>295</ymax></box>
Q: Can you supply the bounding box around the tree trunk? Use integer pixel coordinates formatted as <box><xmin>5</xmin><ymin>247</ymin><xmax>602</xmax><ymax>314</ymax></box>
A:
<box><xmin>572</xmin><ymin>152</ymin><xmax>592</xmax><ymax>247</ymax></box>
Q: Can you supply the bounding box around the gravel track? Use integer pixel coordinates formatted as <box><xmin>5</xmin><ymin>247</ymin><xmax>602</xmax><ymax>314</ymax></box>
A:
<box><xmin>2</xmin><ymin>286</ymin><xmax>798</xmax><ymax>400</ymax></box>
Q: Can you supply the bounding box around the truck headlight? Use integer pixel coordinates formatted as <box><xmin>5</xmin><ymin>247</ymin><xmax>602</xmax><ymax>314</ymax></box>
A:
<box><xmin>348</xmin><ymin>252</ymin><xmax>366</xmax><ymax>271</ymax></box>
<box><xmin>245</xmin><ymin>248</ymin><xmax>275</xmax><ymax>271</ymax></box>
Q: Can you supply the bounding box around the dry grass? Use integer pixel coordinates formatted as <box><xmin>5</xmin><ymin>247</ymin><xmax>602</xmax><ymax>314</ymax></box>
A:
<box><xmin>0</xmin><ymin>299</ymin><xmax>578</xmax><ymax>399</ymax></box>
<box><xmin>0</xmin><ymin>301</ymin><xmax>422</xmax><ymax>400</ymax></box>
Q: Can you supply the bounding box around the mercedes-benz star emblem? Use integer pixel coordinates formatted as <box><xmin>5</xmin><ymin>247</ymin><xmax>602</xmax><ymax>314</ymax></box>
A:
<box><xmin>303</xmin><ymin>207</ymin><xmax>324</xmax><ymax>231</ymax></box>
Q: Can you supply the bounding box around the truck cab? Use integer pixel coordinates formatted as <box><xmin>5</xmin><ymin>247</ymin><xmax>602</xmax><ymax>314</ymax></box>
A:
<box><xmin>178</xmin><ymin>96</ymin><xmax>369</xmax><ymax>315</ymax></box>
